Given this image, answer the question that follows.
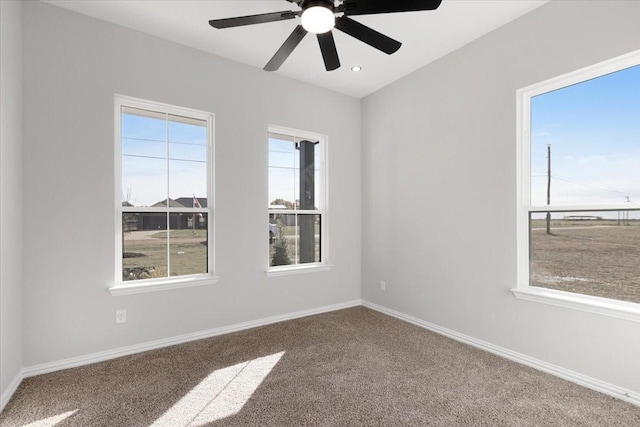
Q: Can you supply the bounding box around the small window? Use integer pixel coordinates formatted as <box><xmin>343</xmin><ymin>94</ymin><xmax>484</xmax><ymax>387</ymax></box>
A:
<box><xmin>113</xmin><ymin>96</ymin><xmax>215</xmax><ymax>292</ymax></box>
<box><xmin>515</xmin><ymin>51</ymin><xmax>640</xmax><ymax>319</ymax></box>
<box><xmin>268</xmin><ymin>126</ymin><xmax>327</xmax><ymax>273</ymax></box>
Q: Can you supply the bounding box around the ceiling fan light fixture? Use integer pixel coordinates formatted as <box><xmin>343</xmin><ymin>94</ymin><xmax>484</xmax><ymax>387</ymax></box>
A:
<box><xmin>209</xmin><ymin>0</ymin><xmax>443</xmax><ymax>72</ymax></box>
<box><xmin>301</xmin><ymin>2</ymin><xmax>335</xmax><ymax>34</ymax></box>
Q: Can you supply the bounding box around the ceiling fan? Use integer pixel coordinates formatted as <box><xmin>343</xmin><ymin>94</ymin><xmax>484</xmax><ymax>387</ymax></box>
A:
<box><xmin>209</xmin><ymin>0</ymin><xmax>443</xmax><ymax>72</ymax></box>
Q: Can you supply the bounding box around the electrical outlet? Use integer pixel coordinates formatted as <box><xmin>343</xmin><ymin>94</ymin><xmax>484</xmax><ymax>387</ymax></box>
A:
<box><xmin>115</xmin><ymin>309</ymin><xmax>127</xmax><ymax>324</ymax></box>
<box><xmin>380</xmin><ymin>280</ymin><xmax>386</xmax><ymax>291</ymax></box>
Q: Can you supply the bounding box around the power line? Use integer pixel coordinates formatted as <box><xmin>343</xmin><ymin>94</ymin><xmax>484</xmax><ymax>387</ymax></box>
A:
<box><xmin>551</xmin><ymin>174</ymin><xmax>640</xmax><ymax>197</ymax></box>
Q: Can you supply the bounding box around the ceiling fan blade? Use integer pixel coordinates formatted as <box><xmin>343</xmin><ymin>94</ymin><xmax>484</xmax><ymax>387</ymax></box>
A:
<box><xmin>340</xmin><ymin>0</ymin><xmax>442</xmax><ymax>16</ymax></box>
<box><xmin>317</xmin><ymin>32</ymin><xmax>340</xmax><ymax>71</ymax></box>
<box><xmin>209</xmin><ymin>10</ymin><xmax>297</xmax><ymax>29</ymax></box>
<box><xmin>264</xmin><ymin>25</ymin><xmax>308</xmax><ymax>71</ymax></box>
<box><xmin>334</xmin><ymin>16</ymin><xmax>401</xmax><ymax>55</ymax></box>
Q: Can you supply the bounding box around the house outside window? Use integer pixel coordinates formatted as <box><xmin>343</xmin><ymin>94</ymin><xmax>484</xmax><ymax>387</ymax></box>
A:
<box><xmin>111</xmin><ymin>95</ymin><xmax>216</xmax><ymax>295</ymax></box>
<box><xmin>514</xmin><ymin>51</ymin><xmax>640</xmax><ymax>321</ymax></box>
<box><xmin>267</xmin><ymin>126</ymin><xmax>329</xmax><ymax>275</ymax></box>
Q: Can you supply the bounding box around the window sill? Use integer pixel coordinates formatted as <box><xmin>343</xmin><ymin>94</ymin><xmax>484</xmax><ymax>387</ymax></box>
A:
<box><xmin>511</xmin><ymin>287</ymin><xmax>640</xmax><ymax>323</ymax></box>
<box><xmin>266</xmin><ymin>264</ymin><xmax>332</xmax><ymax>277</ymax></box>
<box><xmin>109</xmin><ymin>275</ymin><xmax>219</xmax><ymax>296</ymax></box>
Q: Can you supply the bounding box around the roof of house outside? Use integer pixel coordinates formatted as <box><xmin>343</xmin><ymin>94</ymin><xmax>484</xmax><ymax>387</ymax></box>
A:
<box><xmin>150</xmin><ymin>197</ymin><xmax>208</xmax><ymax>208</ymax></box>
<box><xmin>175</xmin><ymin>197</ymin><xmax>207</xmax><ymax>208</ymax></box>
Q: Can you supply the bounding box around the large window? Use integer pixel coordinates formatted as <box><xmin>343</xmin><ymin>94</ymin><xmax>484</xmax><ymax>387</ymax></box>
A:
<box><xmin>268</xmin><ymin>126</ymin><xmax>328</xmax><ymax>274</ymax></box>
<box><xmin>515</xmin><ymin>51</ymin><xmax>640</xmax><ymax>320</ymax></box>
<box><xmin>112</xmin><ymin>96</ymin><xmax>215</xmax><ymax>294</ymax></box>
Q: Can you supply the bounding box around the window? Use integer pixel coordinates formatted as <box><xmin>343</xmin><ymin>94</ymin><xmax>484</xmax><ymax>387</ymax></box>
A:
<box><xmin>267</xmin><ymin>126</ymin><xmax>329</xmax><ymax>275</ymax></box>
<box><xmin>514</xmin><ymin>51</ymin><xmax>640</xmax><ymax>321</ymax></box>
<box><xmin>111</xmin><ymin>96</ymin><xmax>216</xmax><ymax>295</ymax></box>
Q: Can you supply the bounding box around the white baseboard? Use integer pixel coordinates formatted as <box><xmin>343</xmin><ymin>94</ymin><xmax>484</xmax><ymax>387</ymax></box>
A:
<box><xmin>0</xmin><ymin>370</ymin><xmax>23</xmax><ymax>413</ymax></box>
<box><xmin>22</xmin><ymin>299</ymin><xmax>362</xmax><ymax>378</ymax></box>
<box><xmin>10</xmin><ymin>298</ymin><xmax>637</xmax><ymax>412</ymax></box>
<box><xmin>362</xmin><ymin>300</ymin><xmax>640</xmax><ymax>406</ymax></box>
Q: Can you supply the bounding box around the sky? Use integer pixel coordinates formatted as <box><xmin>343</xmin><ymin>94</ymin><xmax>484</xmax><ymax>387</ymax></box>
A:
<box><xmin>121</xmin><ymin>63</ymin><xmax>637</xmax><ymax>213</ymax></box>
<box><xmin>122</xmin><ymin>115</ymin><xmax>322</xmax><ymax>210</ymax></box>
<box><xmin>530</xmin><ymin>63</ymin><xmax>640</xmax><ymax>210</ymax></box>
<box><xmin>121</xmin><ymin>111</ymin><xmax>207</xmax><ymax>207</ymax></box>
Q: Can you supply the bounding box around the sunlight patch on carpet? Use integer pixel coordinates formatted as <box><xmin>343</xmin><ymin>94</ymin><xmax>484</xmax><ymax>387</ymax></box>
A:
<box><xmin>151</xmin><ymin>351</ymin><xmax>285</xmax><ymax>426</ymax></box>
<box><xmin>21</xmin><ymin>409</ymin><xmax>78</xmax><ymax>426</ymax></box>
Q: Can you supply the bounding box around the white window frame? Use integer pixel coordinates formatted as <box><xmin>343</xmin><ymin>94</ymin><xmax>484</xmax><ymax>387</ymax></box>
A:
<box><xmin>110</xmin><ymin>95</ymin><xmax>218</xmax><ymax>296</ymax></box>
<box><xmin>266</xmin><ymin>125</ymin><xmax>331</xmax><ymax>276</ymax></box>
<box><xmin>513</xmin><ymin>50</ymin><xmax>640</xmax><ymax>322</ymax></box>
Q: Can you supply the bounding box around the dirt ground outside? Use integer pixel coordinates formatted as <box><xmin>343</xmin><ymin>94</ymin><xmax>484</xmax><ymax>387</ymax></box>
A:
<box><xmin>530</xmin><ymin>220</ymin><xmax>639</xmax><ymax>303</ymax></box>
<box><xmin>123</xmin><ymin>229</ymin><xmax>207</xmax><ymax>280</ymax></box>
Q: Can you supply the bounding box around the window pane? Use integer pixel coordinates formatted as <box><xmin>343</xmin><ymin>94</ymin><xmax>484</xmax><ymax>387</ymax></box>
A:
<box><xmin>269</xmin><ymin>213</ymin><xmax>321</xmax><ymax>266</ymax></box>
<box><xmin>268</xmin><ymin>135</ymin><xmax>319</xmax><ymax>210</ymax></box>
<box><xmin>122</xmin><ymin>213</ymin><xmax>168</xmax><ymax>281</ymax></box>
<box><xmin>168</xmin><ymin>213</ymin><xmax>208</xmax><ymax>277</ymax></box>
<box><xmin>529</xmin><ymin>210</ymin><xmax>640</xmax><ymax>303</ymax></box>
<box><xmin>122</xmin><ymin>156</ymin><xmax>167</xmax><ymax>207</ymax></box>
<box><xmin>169</xmin><ymin>159</ymin><xmax>207</xmax><ymax>202</ymax></box>
<box><xmin>269</xmin><ymin>136</ymin><xmax>298</xmax><ymax>208</ymax></box>
<box><xmin>530</xmin><ymin>65</ymin><xmax>640</xmax><ymax>206</ymax></box>
<box><xmin>121</xmin><ymin>107</ymin><xmax>168</xmax><ymax>207</ymax></box>
<box><xmin>269</xmin><ymin>213</ymin><xmax>295</xmax><ymax>266</ymax></box>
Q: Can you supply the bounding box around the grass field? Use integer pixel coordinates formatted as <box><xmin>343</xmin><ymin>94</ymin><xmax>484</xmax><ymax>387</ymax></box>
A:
<box><xmin>123</xmin><ymin>229</ymin><xmax>207</xmax><ymax>280</ymax></box>
<box><xmin>530</xmin><ymin>220</ymin><xmax>639</xmax><ymax>303</ymax></box>
<box><xmin>122</xmin><ymin>219</ymin><xmax>638</xmax><ymax>303</ymax></box>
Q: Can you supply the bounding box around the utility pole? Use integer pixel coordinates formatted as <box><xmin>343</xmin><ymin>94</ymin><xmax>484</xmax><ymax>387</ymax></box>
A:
<box><xmin>546</xmin><ymin>144</ymin><xmax>551</xmax><ymax>235</ymax></box>
<box><xmin>625</xmin><ymin>196</ymin><xmax>631</xmax><ymax>225</ymax></box>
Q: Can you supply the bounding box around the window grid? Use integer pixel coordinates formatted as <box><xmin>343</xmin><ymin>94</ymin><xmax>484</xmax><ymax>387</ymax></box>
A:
<box><xmin>115</xmin><ymin>95</ymin><xmax>214</xmax><ymax>286</ymax></box>
<box><xmin>515</xmin><ymin>50</ymin><xmax>640</xmax><ymax>315</ymax></box>
<box><xmin>268</xmin><ymin>126</ymin><xmax>327</xmax><ymax>271</ymax></box>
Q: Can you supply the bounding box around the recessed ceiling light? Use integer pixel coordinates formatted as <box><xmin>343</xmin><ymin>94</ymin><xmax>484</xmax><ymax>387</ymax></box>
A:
<box><xmin>351</xmin><ymin>66</ymin><xmax>362</xmax><ymax>72</ymax></box>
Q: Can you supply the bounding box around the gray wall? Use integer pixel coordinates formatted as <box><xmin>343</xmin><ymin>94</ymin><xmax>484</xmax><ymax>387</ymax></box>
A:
<box><xmin>361</xmin><ymin>0</ymin><xmax>640</xmax><ymax>393</ymax></box>
<box><xmin>21</xmin><ymin>1</ymin><xmax>361</xmax><ymax>367</ymax></box>
<box><xmin>5</xmin><ymin>0</ymin><xmax>638</xmax><ymax>404</ymax></box>
<box><xmin>0</xmin><ymin>0</ymin><xmax>24</xmax><ymax>402</ymax></box>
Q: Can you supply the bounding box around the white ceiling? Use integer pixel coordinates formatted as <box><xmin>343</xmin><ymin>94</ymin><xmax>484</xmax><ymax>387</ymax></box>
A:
<box><xmin>44</xmin><ymin>0</ymin><xmax>550</xmax><ymax>98</ymax></box>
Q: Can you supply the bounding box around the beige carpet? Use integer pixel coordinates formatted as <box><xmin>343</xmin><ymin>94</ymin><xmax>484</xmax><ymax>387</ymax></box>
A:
<box><xmin>1</xmin><ymin>307</ymin><xmax>638</xmax><ymax>426</ymax></box>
